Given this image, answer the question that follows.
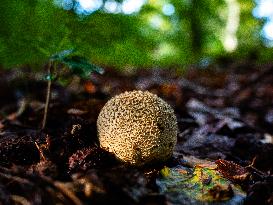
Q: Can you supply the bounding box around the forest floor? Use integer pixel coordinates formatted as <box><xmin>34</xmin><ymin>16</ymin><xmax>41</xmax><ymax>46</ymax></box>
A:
<box><xmin>0</xmin><ymin>62</ymin><xmax>272</xmax><ymax>205</ymax></box>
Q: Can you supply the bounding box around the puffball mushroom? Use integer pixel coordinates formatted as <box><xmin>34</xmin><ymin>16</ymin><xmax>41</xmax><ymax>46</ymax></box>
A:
<box><xmin>97</xmin><ymin>90</ymin><xmax>178</xmax><ymax>166</ymax></box>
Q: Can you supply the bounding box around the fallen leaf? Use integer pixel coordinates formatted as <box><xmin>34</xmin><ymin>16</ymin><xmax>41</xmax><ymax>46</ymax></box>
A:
<box><xmin>215</xmin><ymin>159</ymin><xmax>250</xmax><ymax>183</ymax></box>
<box><xmin>157</xmin><ymin>162</ymin><xmax>246</xmax><ymax>204</ymax></box>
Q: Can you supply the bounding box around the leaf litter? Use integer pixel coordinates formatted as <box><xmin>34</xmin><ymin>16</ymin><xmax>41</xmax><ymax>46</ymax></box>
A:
<box><xmin>0</xmin><ymin>63</ymin><xmax>272</xmax><ymax>204</ymax></box>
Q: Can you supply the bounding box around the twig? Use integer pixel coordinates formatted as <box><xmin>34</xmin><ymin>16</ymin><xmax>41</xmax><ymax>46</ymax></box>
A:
<box><xmin>53</xmin><ymin>181</ymin><xmax>83</xmax><ymax>205</ymax></box>
<box><xmin>245</xmin><ymin>157</ymin><xmax>268</xmax><ymax>179</ymax></box>
<box><xmin>0</xmin><ymin>166</ymin><xmax>83</xmax><ymax>205</ymax></box>
<box><xmin>10</xmin><ymin>195</ymin><xmax>31</xmax><ymax>205</ymax></box>
<box><xmin>0</xmin><ymin>98</ymin><xmax>28</xmax><ymax>126</ymax></box>
<box><xmin>0</xmin><ymin>172</ymin><xmax>34</xmax><ymax>186</ymax></box>
<box><xmin>34</xmin><ymin>142</ymin><xmax>46</xmax><ymax>161</ymax></box>
<box><xmin>40</xmin><ymin>175</ymin><xmax>83</xmax><ymax>205</ymax></box>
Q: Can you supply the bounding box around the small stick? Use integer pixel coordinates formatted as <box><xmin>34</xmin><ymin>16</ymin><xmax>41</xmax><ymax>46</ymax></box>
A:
<box><xmin>34</xmin><ymin>142</ymin><xmax>46</xmax><ymax>161</ymax></box>
<box><xmin>53</xmin><ymin>181</ymin><xmax>83</xmax><ymax>205</ymax></box>
<box><xmin>246</xmin><ymin>157</ymin><xmax>268</xmax><ymax>178</ymax></box>
<box><xmin>10</xmin><ymin>195</ymin><xmax>31</xmax><ymax>205</ymax></box>
<box><xmin>40</xmin><ymin>175</ymin><xmax>83</xmax><ymax>205</ymax></box>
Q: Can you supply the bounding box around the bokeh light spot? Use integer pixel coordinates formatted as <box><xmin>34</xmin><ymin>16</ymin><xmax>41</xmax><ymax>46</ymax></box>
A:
<box><xmin>162</xmin><ymin>3</ymin><xmax>175</xmax><ymax>16</ymax></box>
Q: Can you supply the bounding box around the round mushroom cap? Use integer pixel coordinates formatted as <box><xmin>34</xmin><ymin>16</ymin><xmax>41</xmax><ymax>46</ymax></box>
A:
<box><xmin>97</xmin><ymin>90</ymin><xmax>178</xmax><ymax>166</ymax></box>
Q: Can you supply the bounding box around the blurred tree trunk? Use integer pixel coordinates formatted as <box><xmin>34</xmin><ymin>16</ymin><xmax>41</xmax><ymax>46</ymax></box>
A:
<box><xmin>190</xmin><ymin>0</ymin><xmax>203</xmax><ymax>55</ymax></box>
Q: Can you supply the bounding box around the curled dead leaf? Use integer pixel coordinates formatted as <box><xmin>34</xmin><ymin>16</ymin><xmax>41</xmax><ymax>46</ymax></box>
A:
<box><xmin>215</xmin><ymin>159</ymin><xmax>251</xmax><ymax>183</ymax></box>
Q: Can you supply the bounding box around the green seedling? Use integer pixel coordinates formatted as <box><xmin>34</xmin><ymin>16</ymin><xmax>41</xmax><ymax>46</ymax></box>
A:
<box><xmin>42</xmin><ymin>49</ymin><xmax>104</xmax><ymax>129</ymax></box>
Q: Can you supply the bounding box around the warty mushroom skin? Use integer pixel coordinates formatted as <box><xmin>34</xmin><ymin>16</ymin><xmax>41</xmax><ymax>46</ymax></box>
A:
<box><xmin>97</xmin><ymin>90</ymin><xmax>178</xmax><ymax>166</ymax></box>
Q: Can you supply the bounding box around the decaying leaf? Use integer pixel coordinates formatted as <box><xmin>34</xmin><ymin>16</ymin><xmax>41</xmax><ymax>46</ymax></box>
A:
<box><xmin>215</xmin><ymin>159</ymin><xmax>251</xmax><ymax>183</ymax></box>
<box><xmin>156</xmin><ymin>162</ymin><xmax>246</xmax><ymax>204</ymax></box>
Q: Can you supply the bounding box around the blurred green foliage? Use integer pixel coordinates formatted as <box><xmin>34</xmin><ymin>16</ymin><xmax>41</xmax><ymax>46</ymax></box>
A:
<box><xmin>0</xmin><ymin>0</ymin><xmax>272</xmax><ymax>69</ymax></box>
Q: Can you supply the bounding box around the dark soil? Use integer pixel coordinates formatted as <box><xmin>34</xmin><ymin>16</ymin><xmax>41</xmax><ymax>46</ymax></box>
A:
<box><xmin>0</xmin><ymin>62</ymin><xmax>272</xmax><ymax>205</ymax></box>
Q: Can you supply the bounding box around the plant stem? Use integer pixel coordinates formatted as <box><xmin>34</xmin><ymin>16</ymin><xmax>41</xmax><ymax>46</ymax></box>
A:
<box><xmin>42</xmin><ymin>61</ymin><xmax>53</xmax><ymax>130</ymax></box>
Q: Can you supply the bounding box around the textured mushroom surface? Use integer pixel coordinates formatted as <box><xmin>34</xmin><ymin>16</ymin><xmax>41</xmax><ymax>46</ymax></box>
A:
<box><xmin>97</xmin><ymin>90</ymin><xmax>178</xmax><ymax>166</ymax></box>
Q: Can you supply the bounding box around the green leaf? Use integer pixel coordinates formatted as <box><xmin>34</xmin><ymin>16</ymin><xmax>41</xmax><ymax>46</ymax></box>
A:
<box><xmin>156</xmin><ymin>163</ymin><xmax>246</xmax><ymax>204</ymax></box>
<box><xmin>50</xmin><ymin>49</ymin><xmax>75</xmax><ymax>61</ymax></box>
<box><xmin>61</xmin><ymin>55</ymin><xmax>104</xmax><ymax>78</ymax></box>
